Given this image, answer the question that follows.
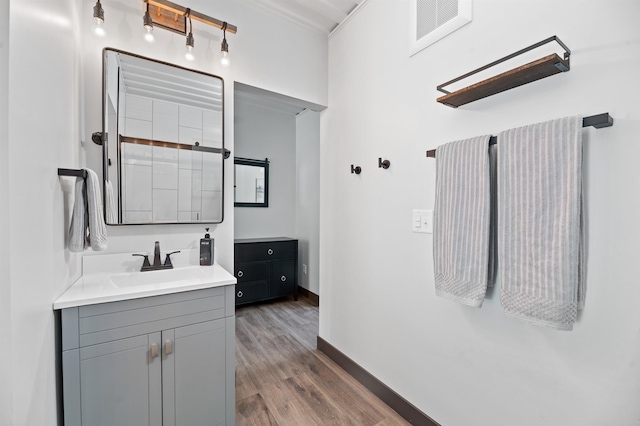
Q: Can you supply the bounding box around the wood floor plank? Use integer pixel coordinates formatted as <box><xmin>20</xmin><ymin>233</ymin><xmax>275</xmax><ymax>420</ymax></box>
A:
<box><xmin>235</xmin><ymin>296</ymin><xmax>410</xmax><ymax>426</ymax></box>
<box><xmin>237</xmin><ymin>393</ymin><xmax>278</xmax><ymax>425</ymax></box>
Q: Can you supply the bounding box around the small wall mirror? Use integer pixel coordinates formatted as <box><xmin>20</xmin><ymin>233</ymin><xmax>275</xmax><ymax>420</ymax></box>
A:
<box><xmin>101</xmin><ymin>48</ymin><xmax>225</xmax><ymax>225</ymax></box>
<box><xmin>234</xmin><ymin>158</ymin><xmax>269</xmax><ymax>207</ymax></box>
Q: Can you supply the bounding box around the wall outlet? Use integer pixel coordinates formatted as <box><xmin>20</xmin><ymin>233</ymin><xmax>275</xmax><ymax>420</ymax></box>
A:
<box><xmin>303</xmin><ymin>264</ymin><xmax>308</xmax><ymax>275</ymax></box>
<box><xmin>412</xmin><ymin>209</ymin><xmax>433</xmax><ymax>234</ymax></box>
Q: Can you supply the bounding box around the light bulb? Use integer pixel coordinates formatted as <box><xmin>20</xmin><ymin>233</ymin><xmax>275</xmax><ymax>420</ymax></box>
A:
<box><xmin>185</xmin><ymin>31</ymin><xmax>195</xmax><ymax>61</ymax></box>
<box><xmin>143</xmin><ymin>5</ymin><xmax>153</xmax><ymax>41</ymax></box>
<box><xmin>220</xmin><ymin>36</ymin><xmax>229</xmax><ymax>66</ymax></box>
<box><xmin>220</xmin><ymin>50</ymin><xmax>230</xmax><ymax>67</ymax></box>
<box><xmin>92</xmin><ymin>18</ymin><xmax>105</xmax><ymax>36</ymax></box>
<box><xmin>92</xmin><ymin>0</ymin><xmax>105</xmax><ymax>36</ymax></box>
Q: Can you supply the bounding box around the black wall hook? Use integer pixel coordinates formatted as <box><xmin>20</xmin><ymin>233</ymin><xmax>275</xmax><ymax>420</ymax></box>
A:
<box><xmin>378</xmin><ymin>158</ymin><xmax>390</xmax><ymax>169</ymax></box>
<box><xmin>351</xmin><ymin>165</ymin><xmax>361</xmax><ymax>174</ymax></box>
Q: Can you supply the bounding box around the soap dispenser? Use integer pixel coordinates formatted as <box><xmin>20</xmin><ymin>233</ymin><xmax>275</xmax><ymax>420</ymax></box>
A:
<box><xmin>200</xmin><ymin>228</ymin><xmax>214</xmax><ymax>266</ymax></box>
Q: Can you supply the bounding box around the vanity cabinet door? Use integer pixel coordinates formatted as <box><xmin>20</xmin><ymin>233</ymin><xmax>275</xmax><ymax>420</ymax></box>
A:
<box><xmin>163</xmin><ymin>319</ymin><xmax>229</xmax><ymax>426</ymax></box>
<box><xmin>78</xmin><ymin>334</ymin><xmax>162</xmax><ymax>426</ymax></box>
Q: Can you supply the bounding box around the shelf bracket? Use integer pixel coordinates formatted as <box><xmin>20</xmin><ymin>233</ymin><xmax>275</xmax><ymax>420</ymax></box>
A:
<box><xmin>436</xmin><ymin>36</ymin><xmax>571</xmax><ymax>108</ymax></box>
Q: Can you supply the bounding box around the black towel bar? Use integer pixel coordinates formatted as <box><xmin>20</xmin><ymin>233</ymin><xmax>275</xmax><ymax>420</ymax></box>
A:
<box><xmin>426</xmin><ymin>113</ymin><xmax>613</xmax><ymax>158</ymax></box>
<box><xmin>58</xmin><ymin>168</ymin><xmax>88</xmax><ymax>178</ymax></box>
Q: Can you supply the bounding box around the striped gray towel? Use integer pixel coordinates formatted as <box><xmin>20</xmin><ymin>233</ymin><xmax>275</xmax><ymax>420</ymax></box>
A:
<box><xmin>498</xmin><ymin>116</ymin><xmax>584</xmax><ymax>330</ymax></box>
<box><xmin>433</xmin><ymin>135</ymin><xmax>494</xmax><ymax>307</ymax></box>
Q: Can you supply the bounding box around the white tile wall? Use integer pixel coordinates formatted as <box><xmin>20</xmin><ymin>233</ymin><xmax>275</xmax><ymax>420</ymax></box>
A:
<box><xmin>125</xmin><ymin>95</ymin><xmax>153</xmax><ymax>121</ymax></box>
<box><xmin>152</xmin><ymin>146</ymin><xmax>179</xmax><ymax>190</ymax></box>
<box><xmin>179</xmin><ymin>105</ymin><xmax>203</xmax><ymax>129</ymax></box>
<box><xmin>203</xmin><ymin>110</ymin><xmax>222</xmax><ymax>148</ymax></box>
<box><xmin>123</xmin><ymin>163</ymin><xmax>152</xmax><ymax>211</ymax></box>
<box><xmin>119</xmin><ymin>93</ymin><xmax>222</xmax><ymax>223</ymax></box>
<box><xmin>124</xmin><ymin>118</ymin><xmax>152</xmax><ymax>139</ymax></box>
<box><xmin>201</xmin><ymin>190</ymin><xmax>222</xmax><ymax>222</ymax></box>
<box><xmin>178</xmin><ymin>149</ymin><xmax>192</xmax><ymax>170</ymax></box>
<box><xmin>178</xmin><ymin>168</ymin><xmax>192</xmax><ymax>211</ymax></box>
<box><xmin>202</xmin><ymin>152</ymin><xmax>222</xmax><ymax>191</ymax></box>
<box><xmin>152</xmin><ymin>101</ymin><xmax>179</xmax><ymax>142</ymax></box>
<box><xmin>122</xmin><ymin>143</ymin><xmax>152</xmax><ymax>166</ymax></box>
<box><xmin>179</xmin><ymin>126</ymin><xmax>203</xmax><ymax>146</ymax></box>
<box><xmin>124</xmin><ymin>211</ymin><xmax>153</xmax><ymax>224</ymax></box>
<box><xmin>152</xmin><ymin>189</ymin><xmax>178</xmax><ymax>222</ymax></box>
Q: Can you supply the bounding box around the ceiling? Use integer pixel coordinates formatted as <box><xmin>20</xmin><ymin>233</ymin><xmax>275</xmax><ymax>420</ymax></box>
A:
<box><xmin>116</xmin><ymin>51</ymin><xmax>223</xmax><ymax>112</ymax></box>
<box><xmin>244</xmin><ymin>0</ymin><xmax>362</xmax><ymax>34</ymax></box>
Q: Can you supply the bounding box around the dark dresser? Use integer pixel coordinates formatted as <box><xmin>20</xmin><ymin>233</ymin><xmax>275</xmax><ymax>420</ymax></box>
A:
<box><xmin>234</xmin><ymin>237</ymin><xmax>298</xmax><ymax>305</ymax></box>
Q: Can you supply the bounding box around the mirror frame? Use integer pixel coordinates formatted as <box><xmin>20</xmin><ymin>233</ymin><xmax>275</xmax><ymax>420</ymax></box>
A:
<box><xmin>234</xmin><ymin>157</ymin><xmax>269</xmax><ymax>208</ymax></box>
<box><xmin>101</xmin><ymin>48</ymin><xmax>226</xmax><ymax>225</ymax></box>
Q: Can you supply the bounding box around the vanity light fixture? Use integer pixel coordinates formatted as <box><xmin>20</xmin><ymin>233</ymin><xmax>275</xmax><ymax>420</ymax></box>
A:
<box><xmin>92</xmin><ymin>0</ymin><xmax>237</xmax><ymax>63</ymax></box>
<box><xmin>143</xmin><ymin>3</ymin><xmax>154</xmax><ymax>42</ymax></box>
<box><xmin>185</xmin><ymin>12</ymin><xmax>195</xmax><ymax>61</ymax></box>
<box><xmin>220</xmin><ymin>22</ymin><xmax>230</xmax><ymax>66</ymax></box>
<box><xmin>92</xmin><ymin>0</ymin><xmax>105</xmax><ymax>36</ymax></box>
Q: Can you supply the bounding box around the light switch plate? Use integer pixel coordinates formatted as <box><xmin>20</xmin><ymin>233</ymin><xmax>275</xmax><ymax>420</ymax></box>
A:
<box><xmin>423</xmin><ymin>210</ymin><xmax>433</xmax><ymax>233</ymax></box>
<box><xmin>412</xmin><ymin>209</ymin><xmax>433</xmax><ymax>234</ymax></box>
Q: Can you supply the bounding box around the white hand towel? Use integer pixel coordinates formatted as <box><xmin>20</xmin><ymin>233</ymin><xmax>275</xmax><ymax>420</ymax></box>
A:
<box><xmin>498</xmin><ymin>116</ymin><xmax>584</xmax><ymax>330</ymax></box>
<box><xmin>105</xmin><ymin>179</ymin><xmax>117</xmax><ymax>224</ymax></box>
<box><xmin>86</xmin><ymin>169</ymin><xmax>107</xmax><ymax>251</ymax></box>
<box><xmin>433</xmin><ymin>135</ymin><xmax>494</xmax><ymax>307</ymax></box>
<box><xmin>68</xmin><ymin>177</ymin><xmax>88</xmax><ymax>252</ymax></box>
<box><xmin>67</xmin><ymin>169</ymin><xmax>107</xmax><ymax>252</ymax></box>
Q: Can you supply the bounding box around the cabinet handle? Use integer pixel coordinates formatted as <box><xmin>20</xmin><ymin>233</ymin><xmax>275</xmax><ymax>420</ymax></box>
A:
<box><xmin>165</xmin><ymin>340</ymin><xmax>173</xmax><ymax>355</ymax></box>
<box><xmin>150</xmin><ymin>343</ymin><xmax>159</xmax><ymax>359</ymax></box>
<box><xmin>237</xmin><ymin>270</ymin><xmax>244</xmax><ymax>278</ymax></box>
<box><xmin>267</xmin><ymin>248</ymin><xmax>274</xmax><ymax>255</ymax></box>
<box><xmin>237</xmin><ymin>290</ymin><xmax>243</xmax><ymax>298</ymax></box>
<box><xmin>281</xmin><ymin>275</ymin><xmax>287</xmax><ymax>282</ymax></box>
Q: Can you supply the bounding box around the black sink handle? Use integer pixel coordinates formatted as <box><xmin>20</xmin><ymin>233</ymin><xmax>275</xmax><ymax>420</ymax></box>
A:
<box><xmin>164</xmin><ymin>251</ymin><xmax>181</xmax><ymax>266</ymax></box>
<box><xmin>132</xmin><ymin>253</ymin><xmax>151</xmax><ymax>268</ymax></box>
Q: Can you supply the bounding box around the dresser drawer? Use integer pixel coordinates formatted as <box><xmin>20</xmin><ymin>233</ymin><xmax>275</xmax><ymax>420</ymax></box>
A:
<box><xmin>238</xmin><ymin>241</ymin><xmax>296</xmax><ymax>262</ymax></box>
<box><xmin>236</xmin><ymin>282</ymin><xmax>269</xmax><ymax>304</ymax></box>
<box><xmin>235</xmin><ymin>262</ymin><xmax>268</xmax><ymax>283</ymax></box>
<box><xmin>270</xmin><ymin>260</ymin><xmax>296</xmax><ymax>298</ymax></box>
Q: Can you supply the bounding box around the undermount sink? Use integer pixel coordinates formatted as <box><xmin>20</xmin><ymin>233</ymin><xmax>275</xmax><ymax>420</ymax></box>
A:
<box><xmin>108</xmin><ymin>266</ymin><xmax>208</xmax><ymax>288</ymax></box>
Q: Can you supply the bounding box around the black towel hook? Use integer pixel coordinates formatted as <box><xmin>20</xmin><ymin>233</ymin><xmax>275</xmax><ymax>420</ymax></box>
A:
<box><xmin>378</xmin><ymin>158</ymin><xmax>390</xmax><ymax>169</ymax></box>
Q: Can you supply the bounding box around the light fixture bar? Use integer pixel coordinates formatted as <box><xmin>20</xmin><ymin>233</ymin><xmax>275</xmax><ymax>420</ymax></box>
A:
<box><xmin>144</xmin><ymin>0</ymin><xmax>237</xmax><ymax>34</ymax></box>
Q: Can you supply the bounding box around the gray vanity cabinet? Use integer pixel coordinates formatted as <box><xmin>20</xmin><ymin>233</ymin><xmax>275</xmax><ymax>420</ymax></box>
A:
<box><xmin>60</xmin><ymin>286</ymin><xmax>235</xmax><ymax>426</ymax></box>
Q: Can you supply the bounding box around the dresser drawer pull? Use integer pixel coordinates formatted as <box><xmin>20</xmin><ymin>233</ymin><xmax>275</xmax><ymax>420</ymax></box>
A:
<box><xmin>165</xmin><ymin>340</ymin><xmax>173</xmax><ymax>355</ymax></box>
<box><xmin>267</xmin><ymin>248</ymin><xmax>274</xmax><ymax>255</ymax></box>
<box><xmin>237</xmin><ymin>270</ymin><xmax>244</xmax><ymax>278</ymax></box>
<box><xmin>281</xmin><ymin>275</ymin><xmax>287</xmax><ymax>282</ymax></box>
<box><xmin>237</xmin><ymin>291</ymin><xmax>243</xmax><ymax>298</ymax></box>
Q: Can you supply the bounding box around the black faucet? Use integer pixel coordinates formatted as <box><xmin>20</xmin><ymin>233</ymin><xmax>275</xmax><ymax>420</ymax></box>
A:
<box><xmin>132</xmin><ymin>241</ymin><xmax>180</xmax><ymax>272</ymax></box>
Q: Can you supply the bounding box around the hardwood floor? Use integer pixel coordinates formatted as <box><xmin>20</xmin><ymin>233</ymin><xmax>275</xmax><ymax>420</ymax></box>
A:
<box><xmin>235</xmin><ymin>296</ymin><xmax>410</xmax><ymax>425</ymax></box>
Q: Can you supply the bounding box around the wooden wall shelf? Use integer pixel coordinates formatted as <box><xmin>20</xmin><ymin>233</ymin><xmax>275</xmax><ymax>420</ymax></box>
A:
<box><xmin>436</xmin><ymin>36</ymin><xmax>571</xmax><ymax>108</ymax></box>
<box><xmin>437</xmin><ymin>53</ymin><xmax>569</xmax><ymax>108</ymax></box>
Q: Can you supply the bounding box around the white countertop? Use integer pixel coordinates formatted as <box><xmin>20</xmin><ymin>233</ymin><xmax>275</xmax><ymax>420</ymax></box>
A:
<box><xmin>53</xmin><ymin>250</ymin><xmax>236</xmax><ymax>310</ymax></box>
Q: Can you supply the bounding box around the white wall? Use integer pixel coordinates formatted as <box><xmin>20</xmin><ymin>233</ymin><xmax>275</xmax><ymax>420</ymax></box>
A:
<box><xmin>1</xmin><ymin>0</ymin><xmax>328</xmax><ymax>423</ymax></box>
<box><xmin>6</xmin><ymin>0</ymin><xmax>83</xmax><ymax>424</ymax></box>
<box><xmin>234</xmin><ymin>100</ymin><xmax>296</xmax><ymax>239</ymax></box>
<box><xmin>296</xmin><ymin>110</ymin><xmax>321</xmax><ymax>294</ymax></box>
<box><xmin>0</xmin><ymin>0</ymin><xmax>12</xmax><ymax>423</ymax></box>
<box><xmin>320</xmin><ymin>0</ymin><xmax>640</xmax><ymax>425</ymax></box>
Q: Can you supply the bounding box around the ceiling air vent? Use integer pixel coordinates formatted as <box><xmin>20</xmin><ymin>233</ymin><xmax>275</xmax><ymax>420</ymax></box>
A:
<box><xmin>410</xmin><ymin>0</ymin><xmax>472</xmax><ymax>56</ymax></box>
